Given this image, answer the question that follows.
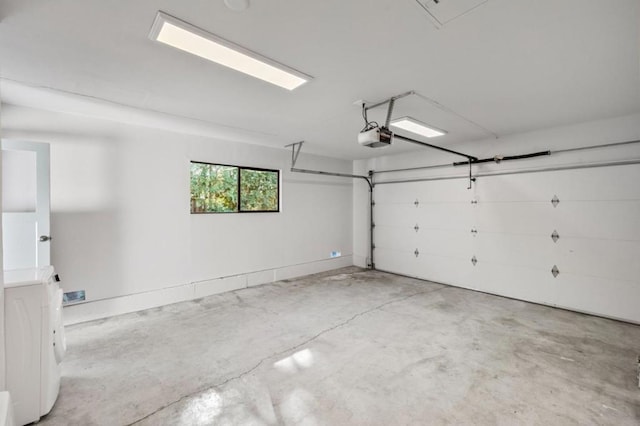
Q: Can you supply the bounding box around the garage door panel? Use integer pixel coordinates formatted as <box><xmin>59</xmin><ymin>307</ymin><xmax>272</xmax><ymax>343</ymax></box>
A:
<box><xmin>556</xmin><ymin>239</ymin><xmax>640</xmax><ymax>283</ymax></box>
<box><xmin>416</xmin><ymin>204</ymin><xmax>474</xmax><ymax>232</ymax></box>
<box><xmin>417</xmin><ymin>229</ymin><xmax>474</xmax><ymax>259</ymax></box>
<box><xmin>375</xmin><ymin>225</ymin><xmax>419</xmax><ymax>251</ymax></box>
<box><xmin>554</xmin><ymin>274</ymin><xmax>640</xmax><ymax>323</ymax></box>
<box><xmin>376</xmin><ymin>226</ymin><xmax>473</xmax><ymax>257</ymax></box>
<box><xmin>375</xmin><ymin>248</ymin><xmax>421</xmax><ymax>278</ymax></box>
<box><xmin>475</xmin><ymin>164</ymin><xmax>639</xmax><ymax>202</ymax></box>
<box><xmin>376</xmin><ymin>180</ymin><xmax>474</xmax><ymax>205</ymax></box>
<box><xmin>554</xmin><ymin>201</ymin><xmax>640</xmax><ymax>241</ymax></box>
<box><xmin>476</xmin><ymin>203</ymin><xmax>555</xmax><ymax>235</ymax></box>
<box><xmin>414</xmin><ymin>255</ymin><xmax>474</xmax><ymax>288</ymax></box>
<box><xmin>376</xmin><ymin>250</ymin><xmax>473</xmax><ymax>286</ymax></box>
<box><xmin>476</xmin><ymin>234</ymin><xmax>555</xmax><ymax>270</ymax></box>
<box><xmin>476</xmin><ymin>201</ymin><xmax>640</xmax><ymax>241</ymax></box>
<box><xmin>548</xmin><ymin>164</ymin><xmax>638</xmax><ymax>200</ymax></box>
<box><xmin>373</xmin><ymin>163</ymin><xmax>640</xmax><ymax>323</ymax></box>
<box><xmin>375</xmin><ymin>203</ymin><xmax>419</xmax><ymax>225</ymax></box>
<box><xmin>414</xmin><ymin>180</ymin><xmax>474</xmax><ymax>203</ymax></box>
<box><xmin>472</xmin><ymin>262</ymin><xmax>557</xmax><ymax>306</ymax></box>
<box><xmin>375</xmin><ymin>182</ymin><xmax>422</xmax><ymax>204</ymax></box>
<box><xmin>475</xmin><ymin>174</ymin><xmax>551</xmax><ymax>202</ymax></box>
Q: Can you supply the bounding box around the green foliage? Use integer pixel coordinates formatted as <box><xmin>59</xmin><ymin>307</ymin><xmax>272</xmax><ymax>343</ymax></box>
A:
<box><xmin>240</xmin><ymin>169</ymin><xmax>279</xmax><ymax>211</ymax></box>
<box><xmin>190</xmin><ymin>163</ymin><xmax>238</xmax><ymax>213</ymax></box>
<box><xmin>190</xmin><ymin>163</ymin><xmax>278</xmax><ymax>213</ymax></box>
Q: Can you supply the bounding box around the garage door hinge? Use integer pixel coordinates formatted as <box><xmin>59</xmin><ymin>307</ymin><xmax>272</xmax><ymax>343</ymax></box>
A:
<box><xmin>551</xmin><ymin>230</ymin><xmax>560</xmax><ymax>243</ymax></box>
<box><xmin>471</xmin><ymin>256</ymin><xmax>477</xmax><ymax>266</ymax></box>
<box><xmin>551</xmin><ymin>265</ymin><xmax>560</xmax><ymax>278</ymax></box>
<box><xmin>471</xmin><ymin>228</ymin><xmax>478</xmax><ymax>236</ymax></box>
<box><xmin>414</xmin><ymin>224</ymin><xmax>420</xmax><ymax>232</ymax></box>
<box><xmin>471</xmin><ymin>199</ymin><xmax>478</xmax><ymax>204</ymax></box>
<box><xmin>414</xmin><ymin>249</ymin><xmax>420</xmax><ymax>258</ymax></box>
<box><xmin>551</xmin><ymin>195</ymin><xmax>560</xmax><ymax>208</ymax></box>
<box><xmin>414</xmin><ymin>199</ymin><xmax>420</xmax><ymax>207</ymax></box>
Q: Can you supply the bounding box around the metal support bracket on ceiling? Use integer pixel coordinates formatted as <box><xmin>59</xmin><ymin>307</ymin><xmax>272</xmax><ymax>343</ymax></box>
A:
<box><xmin>363</xmin><ymin>91</ymin><xmax>480</xmax><ymax>189</ymax></box>
<box><xmin>364</xmin><ymin>90</ymin><xmax>415</xmax><ymax>113</ymax></box>
<box><xmin>284</xmin><ymin>141</ymin><xmax>304</xmax><ymax>168</ymax></box>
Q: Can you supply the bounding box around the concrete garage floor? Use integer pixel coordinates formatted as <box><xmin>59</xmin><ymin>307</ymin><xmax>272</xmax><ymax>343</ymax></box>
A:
<box><xmin>41</xmin><ymin>267</ymin><xmax>640</xmax><ymax>425</ymax></box>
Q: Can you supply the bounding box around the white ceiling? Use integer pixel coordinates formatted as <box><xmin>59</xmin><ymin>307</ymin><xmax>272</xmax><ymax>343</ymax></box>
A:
<box><xmin>1</xmin><ymin>0</ymin><xmax>639</xmax><ymax>160</ymax></box>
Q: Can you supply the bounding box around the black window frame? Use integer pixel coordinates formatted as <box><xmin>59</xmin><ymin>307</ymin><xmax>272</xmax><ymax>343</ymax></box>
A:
<box><xmin>190</xmin><ymin>161</ymin><xmax>280</xmax><ymax>214</ymax></box>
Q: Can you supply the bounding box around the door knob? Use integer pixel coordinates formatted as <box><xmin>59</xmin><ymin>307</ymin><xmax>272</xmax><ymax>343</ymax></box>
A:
<box><xmin>39</xmin><ymin>235</ymin><xmax>52</xmax><ymax>242</ymax></box>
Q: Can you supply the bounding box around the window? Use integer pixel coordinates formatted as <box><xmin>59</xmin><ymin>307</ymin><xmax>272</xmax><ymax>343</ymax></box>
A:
<box><xmin>190</xmin><ymin>161</ymin><xmax>279</xmax><ymax>213</ymax></box>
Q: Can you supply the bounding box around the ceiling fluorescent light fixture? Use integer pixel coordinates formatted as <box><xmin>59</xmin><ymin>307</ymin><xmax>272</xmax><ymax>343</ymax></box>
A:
<box><xmin>390</xmin><ymin>116</ymin><xmax>446</xmax><ymax>138</ymax></box>
<box><xmin>149</xmin><ymin>11</ymin><xmax>312</xmax><ymax>90</ymax></box>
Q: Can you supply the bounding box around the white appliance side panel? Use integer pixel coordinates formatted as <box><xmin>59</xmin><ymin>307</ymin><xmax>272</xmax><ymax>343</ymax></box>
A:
<box><xmin>373</xmin><ymin>164</ymin><xmax>640</xmax><ymax>323</ymax></box>
<box><xmin>0</xmin><ymin>391</ymin><xmax>16</xmax><ymax>426</ymax></box>
<box><xmin>5</xmin><ymin>284</ymin><xmax>41</xmax><ymax>426</ymax></box>
<box><xmin>41</xmin><ymin>277</ymin><xmax>62</xmax><ymax>416</ymax></box>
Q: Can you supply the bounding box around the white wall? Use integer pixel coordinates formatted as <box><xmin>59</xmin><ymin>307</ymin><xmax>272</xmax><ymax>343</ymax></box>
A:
<box><xmin>0</xmin><ymin>98</ymin><xmax>5</xmax><ymax>391</ymax></box>
<box><xmin>2</xmin><ymin>104</ymin><xmax>353</xmax><ymax>324</ymax></box>
<box><xmin>355</xmin><ymin>113</ymin><xmax>640</xmax><ymax>323</ymax></box>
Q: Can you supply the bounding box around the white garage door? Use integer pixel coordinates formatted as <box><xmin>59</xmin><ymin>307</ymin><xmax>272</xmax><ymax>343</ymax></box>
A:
<box><xmin>373</xmin><ymin>164</ymin><xmax>640</xmax><ymax>323</ymax></box>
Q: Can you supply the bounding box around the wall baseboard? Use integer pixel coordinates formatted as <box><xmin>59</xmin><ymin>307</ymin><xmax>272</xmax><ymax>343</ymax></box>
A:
<box><xmin>63</xmin><ymin>256</ymin><xmax>353</xmax><ymax>325</ymax></box>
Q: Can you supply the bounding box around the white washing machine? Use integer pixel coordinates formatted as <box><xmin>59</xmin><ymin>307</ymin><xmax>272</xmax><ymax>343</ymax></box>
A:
<box><xmin>4</xmin><ymin>266</ymin><xmax>66</xmax><ymax>426</ymax></box>
<box><xmin>0</xmin><ymin>392</ymin><xmax>16</xmax><ymax>426</ymax></box>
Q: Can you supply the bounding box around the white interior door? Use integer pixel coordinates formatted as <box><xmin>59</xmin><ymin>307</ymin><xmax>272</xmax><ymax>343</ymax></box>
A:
<box><xmin>1</xmin><ymin>140</ymin><xmax>51</xmax><ymax>270</ymax></box>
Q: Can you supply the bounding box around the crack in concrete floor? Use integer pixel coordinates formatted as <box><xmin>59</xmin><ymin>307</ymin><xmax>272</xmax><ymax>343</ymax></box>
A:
<box><xmin>127</xmin><ymin>285</ymin><xmax>447</xmax><ymax>425</ymax></box>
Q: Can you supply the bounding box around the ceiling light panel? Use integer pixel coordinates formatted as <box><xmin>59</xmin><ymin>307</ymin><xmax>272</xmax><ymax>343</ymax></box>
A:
<box><xmin>149</xmin><ymin>11</ymin><xmax>312</xmax><ymax>90</ymax></box>
<box><xmin>390</xmin><ymin>117</ymin><xmax>446</xmax><ymax>138</ymax></box>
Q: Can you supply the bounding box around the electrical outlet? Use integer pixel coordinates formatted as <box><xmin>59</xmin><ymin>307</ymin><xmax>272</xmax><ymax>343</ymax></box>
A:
<box><xmin>63</xmin><ymin>290</ymin><xmax>86</xmax><ymax>305</ymax></box>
